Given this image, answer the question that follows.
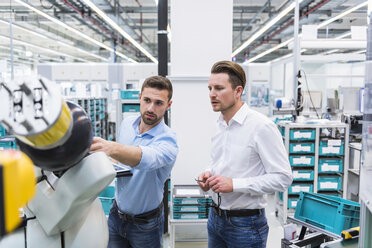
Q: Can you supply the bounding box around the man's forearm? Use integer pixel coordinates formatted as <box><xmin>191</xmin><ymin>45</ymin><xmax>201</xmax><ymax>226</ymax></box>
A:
<box><xmin>110</xmin><ymin>142</ymin><xmax>142</xmax><ymax>167</ymax></box>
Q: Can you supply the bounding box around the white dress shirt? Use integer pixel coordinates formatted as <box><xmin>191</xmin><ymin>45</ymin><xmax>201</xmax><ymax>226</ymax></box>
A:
<box><xmin>208</xmin><ymin>103</ymin><xmax>293</xmax><ymax>210</ymax></box>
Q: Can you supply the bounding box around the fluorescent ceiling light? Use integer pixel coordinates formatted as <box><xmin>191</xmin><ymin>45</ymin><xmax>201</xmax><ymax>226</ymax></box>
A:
<box><xmin>335</xmin><ymin>31</ymin><xmax>351</xmax><ymax>39</ymax></box>
<box><xmin>248</xmin><ymin>1</ymin><xmax>367</xmax><ymax>63</ymax></box>
<box><xmin>80</xmin><ymin>0</ymin><xmax>158</xmax><ymax>63</ymax></box>
<box><xmin>0</xmin><ymin>34</ymin><xmax>88</xmax><ymax>62</ymax></box>
<box><xmin>14</xmin><ymin>0</ymin><xmax>136</xmax><ymax>63</ymax></box>
<box><xmin>0</xmin><ymin>18</ymin><xmax>107</xmax><ymax>62</ymax></box>
<box><xmin>232</xmin><ymin>0</ymin><xmax>303</xmax><ymax>57</ymax></box>
<box><xmin>317</xmin><ymin>2</ymin><xmax>367</xmax><ymax>29</ymax></box>
<box><xmin>167</xmin><ymin>24</ymin><xmax>172</xmax><ymax>43</ymax></box>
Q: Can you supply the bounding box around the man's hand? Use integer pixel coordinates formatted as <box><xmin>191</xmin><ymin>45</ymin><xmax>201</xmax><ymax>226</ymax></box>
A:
<box><xmin>197</xmin><ymin>171</ymin><xmax>212</xmax><ymax>192</ymax></box>
<box><xmin>207</xmin><ymin>175</ymin><xmax>233</xmax><ymax>193</ymax></box>
<box><xmin>90</xmin><ymin>137</ymin><xmax>115</xmax><ymax>157</ymax></box>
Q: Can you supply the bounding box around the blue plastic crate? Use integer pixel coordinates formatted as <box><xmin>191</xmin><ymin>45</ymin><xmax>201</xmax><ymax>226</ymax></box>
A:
<box><xmin>290</xmin><ymin>129</ymin><xmax>315</xmax><ymax>141</ymax></box>
<box><xmin>289</xmin><ymin>143</ymin><xmax>315</xmax><ymax>154</ymax></box>
<box><xmin>99</xmin><ymin>186</ymin><xmax>115</xmax><ymax>215</ymax></box>
<box><xmin>0</xmin><ymin>138</ymin><xmax>17</xmax><ymax>150</ymax></box>
<box><xmin>121</xmin><ymin>90</ymin><xmax>140</xmax><ymax>99</ymax></box>
<box><xmin>318</xmin><ymin>159</ymin><xmax>343</xmax><ymax>173</ymax></box>
<box><xmin>293</xmin><ymin>170</ymin><xmax>314</xmax><ymax>181</ymax></box>
<box><xmin>173</xmin><ymin>205</ymin><xmax>208</xmax><ymax>213</ymax></box>
<box><xmin>0</xmin><ymin>125</ymin><xmax>6</xmax><ymax>137</ymax></box>
<box><xmin>294</xmin><ymin>192</ymin><xmax>360</xmax><ymax>235</ymax></box>
<box><xmin>318</xmin><ymin>176</ymin><xmax>342</xmax><ymax>191</ymax></box>
<box><xmin>289</xmin><ymin>155</ymin><xmax>315</xmax><ymax>167</ymax></box>
<box><xmin>288</xmin><ymin>184</ymin><xmax>313</xmax><ymax>195</ymax></box>
<box><xmin>122</xmin><ymin>104</ymin><xmax>140</xmax><ymax>113</ymax></box>
<box><xmin>173</xmin><ymin>198</ymin><xmax>211</xmax><ymax>205</ymax></box>
<box><xmin>173</xmin><ymin>212</ymin><xmax>208</xmax><ymax>220</ymax></box>
<box><xmin>319</xmin><ymin>141</ymin><xmax>344</xmax><ymax>156</ymax></box>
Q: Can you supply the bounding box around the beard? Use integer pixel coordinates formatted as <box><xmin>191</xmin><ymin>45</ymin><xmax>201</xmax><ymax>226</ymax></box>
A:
<box><xmin>212</xmin><ymin>100</ymin><xmax>236</xmax><ymax>113</ymax></box>
<box><xmin>141</xmin><ymin>111</ymin><xmax>162</xmax><ymax>125</ymax></box>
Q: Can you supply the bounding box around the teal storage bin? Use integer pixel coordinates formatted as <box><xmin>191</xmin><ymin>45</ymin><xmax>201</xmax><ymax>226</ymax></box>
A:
<box><xmin>122</xmin><ymin>104</ymin><xmax>140</xmax><ymax>113</ymax></box>
<box><xmin>173</xmin><ymin>205</ymin><xmax>208</xmax><ymax>213</ymax></box>
<box><xmin>99</xmin><ymin>186</ymin><xmax>115</xmax><ymax>215</ymax></box>
<box><xmin>173</xmin><ymin>198</ymin><xmax>211</xmax><ymax>205</ymax></box>
<box><xmin>290</xmin><ymin>129</ymin><xmax>315</xmax><ymax>141</ymax></box>
<box><xmin>288</xmin><ymin>184</ymin><xmax>313</xmax><ymax>195</ymax></box>
<box><xmin>319</xmin><ymin>141</ymin><xmax>344</xmax><ymax>156</ymax></box>
<box><xmin>318</xmin><ymin>176</ymin><xmax>342</xmax><ymax>191</ymax></box>
<box><xmin>173</xmin><ymin>212</ymin><xmax>208</xmax><ymax>219</ymax></box>
<box><xmin>293</xmin><ymin>170</ymin><xmax>314</xmax><ymax>181</ymax></box>
<box><xmin>121</xmin><ymin>90</ymin><xmax>140</xmax><ymax>99</ymax></box>
<box><xmin>0</xmin><ymin>125</ymin><xmax>6</xmax><ymax>137</ymax></box>
<box><xmin>289</xmin><ymin>143</ymin><xmax>314</xmax><ymax>154</ymax></box>
<box><xmin>288</xmin><ymin>198</ymin><xmax>299</xmax><ymax>209</ymax></box>
<box><xmin>318</xmin><ymin>159</ymin><xmax>343</xmax><ymax>173</ymax></box>
<box><xmin>294</xmin><ymin>192</ymin><xmax>360</xmax><ymax>235</ymax></box>
<box><xmin>289</xmin><ymin>155</ymin><xmax>315</xmax><ymax>167</ymax></box>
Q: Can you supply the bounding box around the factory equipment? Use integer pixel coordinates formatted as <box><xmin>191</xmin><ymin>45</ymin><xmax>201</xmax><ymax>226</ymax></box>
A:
<box><xmin>0</xmin><ymin>76</ymin><xmax>116</xmax><ymax>247</ymax></box>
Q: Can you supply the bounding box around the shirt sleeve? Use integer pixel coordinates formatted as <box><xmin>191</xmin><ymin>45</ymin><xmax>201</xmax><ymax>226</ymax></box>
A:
<box><xmin>233</xmin><ymin>122</ymin><xmax>293</xmax><ymax>195</ymax></box>
<box><xmin>135</xmin><ymin>132</ymin><xmax>178</xmax><ymax>171</ymax></box>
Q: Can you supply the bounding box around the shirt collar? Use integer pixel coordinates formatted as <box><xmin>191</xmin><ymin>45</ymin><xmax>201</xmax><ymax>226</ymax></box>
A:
<box><xmin>132</xmin><ymin>115</ymin><xmax>165</xmax><ymax>137</ymax></box>
<box><xmin>217</xmin><ymin>102</ymin><xmax>249</xmax><ymax>126</ymax></box>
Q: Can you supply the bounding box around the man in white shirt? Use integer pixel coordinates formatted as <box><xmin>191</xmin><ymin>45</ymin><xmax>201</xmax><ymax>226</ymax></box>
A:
<box><xmin>197</xmin><ymin>61</ymin><xmax>293</xmax><ymax>248</ymax></box>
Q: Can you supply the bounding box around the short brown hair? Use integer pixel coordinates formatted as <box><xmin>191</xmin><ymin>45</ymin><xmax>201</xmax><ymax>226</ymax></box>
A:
<box><xmin>141</xmin><ymin>75</ymin><xmax>173</xmax><ymax>101</ymax></box>
<box><xmin>211</xmin><ymin>61</ymin><xmax>246</xmax><ymax>89</ymax></box>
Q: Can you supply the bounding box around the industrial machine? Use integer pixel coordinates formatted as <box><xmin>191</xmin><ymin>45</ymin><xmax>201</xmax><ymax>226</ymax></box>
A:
<box><xmin>0</xmin><ymin>76</ymin><xmax>116</xmax><ymax>248</ymax></box>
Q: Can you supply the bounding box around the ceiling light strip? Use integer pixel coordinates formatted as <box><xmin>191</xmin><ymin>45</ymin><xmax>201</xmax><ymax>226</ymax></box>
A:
<box><xmin>0</xmin><ymin>18</ymin><xmax>108</xmax><ymax>61</ymax></box>
<box><xmin>249</xmin><ymin>1</ymin><xmax>367</xmax><ymax>63</ymax></box>
<box><xmin>80</xmin><ymin>0</ymin><xmax>158</xmax><ymax>63</ymax></box>
<box><xmin>14</xmin><ymin>0</ymin><xmax>135</xmax><ymax>62</ymax></box>
<box><xmin>317</xmin><ymin>1</ymin><xmax>367</xmax><ymax>29</ymax></box>
<box><xmin>232</xmin><ymin>0</ymin><xmax>303</xmax><ymax>57</ymax></box>
<box><xmin>0</xmin><ymin>34</ymin><xmax>88</xmax><ymax>62</ymax></box>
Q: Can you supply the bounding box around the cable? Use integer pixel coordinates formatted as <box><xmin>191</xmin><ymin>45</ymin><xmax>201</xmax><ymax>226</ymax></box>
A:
<box><xmin>300</xmin><ymin>69</ymin><xmax>320</xmax><ymax>118</ymax></box>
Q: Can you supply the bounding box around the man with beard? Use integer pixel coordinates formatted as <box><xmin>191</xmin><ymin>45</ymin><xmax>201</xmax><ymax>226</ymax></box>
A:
<box><xmin>197</xmin><ymin>61</ymin><xmax>292</xmax><ymax>248</ymax></box>
<box><xmin>90</xmin><ymin>76</ymin><xmax>178</xmax><ymax>248</ymax></box>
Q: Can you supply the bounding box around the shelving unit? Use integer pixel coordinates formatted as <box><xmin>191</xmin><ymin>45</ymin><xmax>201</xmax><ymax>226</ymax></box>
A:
<box><xmin>115</xmin><ymin>90</ymin><xmax>140</xmax><ymax>139</ymax></box>
<box><xmin>66</xmin><ymin>97</ymin><xmax>108</xmax><ymax>139</ymax></box>
<box><xmin>276</xmin><ymin>122</ymin><xmax>349</xmax><ymax>223</ymax></box>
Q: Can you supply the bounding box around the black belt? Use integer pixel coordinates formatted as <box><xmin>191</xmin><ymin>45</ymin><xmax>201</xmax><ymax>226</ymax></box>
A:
<box><xmin>114</xmin><ymin>201</ymin><xmax>163</xmax><ymax>224</ymax></box>
<box><xmin>211</xmin><ymin>201</ymin><xmax>263</xmax><ymax>217</ymax></box>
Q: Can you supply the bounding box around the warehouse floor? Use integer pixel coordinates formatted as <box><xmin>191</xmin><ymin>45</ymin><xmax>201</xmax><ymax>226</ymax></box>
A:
<box><xmin>163</xmin><ymin>193</ymin><xmax>284</xmax><ymax>248</ymax></box>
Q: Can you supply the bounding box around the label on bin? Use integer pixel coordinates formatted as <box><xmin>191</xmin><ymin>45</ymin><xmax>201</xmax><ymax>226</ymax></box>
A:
<box><xmin>293</xmin><ymin>171</ymin><xmax>310</xmax><ymax>179</ymax></box>
<box><xmin>291</xmin><ymin>185</ymin><xmax>311</xmax><ymax>192</ymax></box>
<box><xmin>293</xmin><ymin>157</ymin><xmax>311</xmax><ymax>165</ymax></box>
<box><xmin>328</xmin><ymin>140</ymin><xmax>341</xmax><ymax>146</ymax></box>
<box><xmin>293</xmin><ymin>145</ymin><xmax>311</xmax><ymax>152</ymax></box>
<box><xmin>290</xmin><ymin>201</ymin><xmax>298</xmax><ymax>207</ymax></box>
<box><xmin>294</xmin><ymin>131</ymin><xmax>312</xmax><ymax>139</ymax></box>
<box><xmin>321</xmin><ymin>164</ymin><xmax>339</xmax><ymax>172</ymax></box>
<box><xmin>322</xmin><ymin>147</ymin><xmax>340</xmax><ymax>154</ymax></box>
<box><xmin>320</xmin><ymin>182</ymin><xmax>338</xmax><ymax>189</ymax></box>
<box><xmin>181</xmin><ymin>207</ymin><xmax>198</xmax><ymax>212</ymax></box>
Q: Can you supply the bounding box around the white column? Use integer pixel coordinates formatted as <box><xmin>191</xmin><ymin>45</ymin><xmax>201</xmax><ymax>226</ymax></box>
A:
<box><xmin>170</xmin><ymin>0</ymin><xmax>233</xmax><ymax>185</ymax></box>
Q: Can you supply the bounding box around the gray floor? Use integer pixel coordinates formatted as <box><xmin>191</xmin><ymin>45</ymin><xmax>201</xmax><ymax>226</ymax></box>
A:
<box><xmin>164</xmin><ymin>193</ymin><xmax>284</xmax><ymax>248</ymax></box>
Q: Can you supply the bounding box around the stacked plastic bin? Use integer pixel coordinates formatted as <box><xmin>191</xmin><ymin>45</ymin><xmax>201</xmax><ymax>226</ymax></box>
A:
<box><xmin>295</xmin><ymin>192</ymin><xmax>359</xmax><ymax>235</ymax></box>
<box><xmin>68</xmin><ymin>97</ymin><xmax>108</xmax><ymax>139</ymax></box>
<box><xmin>317</xmin><ymin>128</ymin><xmax>345</xmax><ymax>197</ymax></box>
<box><xmin>172</xmin><ymin>185</ymin><xmax>212</xmax><ymax>220</ymax></box>
<box><xmin>287</xmin><ymin>128</ymin><xmax>316</xmax><ymax>209</ymax></box>
<box><xmin>0</xmin><ymin>124</ymin><xmax>17</xmax><ymax>151</ymax></box>
<box><xmin>98</xmin><ymin>183</ymin><xmax>115</xmax><ymax>216</ymax></box>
